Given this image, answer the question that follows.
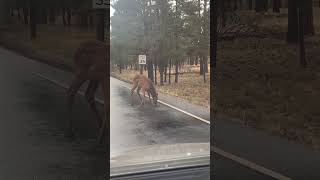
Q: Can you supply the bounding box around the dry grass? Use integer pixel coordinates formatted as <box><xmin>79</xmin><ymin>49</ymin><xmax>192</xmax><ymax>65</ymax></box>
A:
<box><xmin>111</xmin><ymin>68</ymin><xmax>210</xmax><ymax>108</ymax></box>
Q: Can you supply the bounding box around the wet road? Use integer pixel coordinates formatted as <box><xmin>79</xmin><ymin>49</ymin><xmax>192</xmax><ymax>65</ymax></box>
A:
<box><xmin>110</xmin><ymin>78</ymin><xmax>210</xmax><ymax>157</ymax></box>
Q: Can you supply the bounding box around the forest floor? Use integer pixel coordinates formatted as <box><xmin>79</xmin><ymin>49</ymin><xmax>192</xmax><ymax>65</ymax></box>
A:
<box><xmin>215</xmin><ymin>9</ymin><xmax>320</xmax><ymax>149</ymax></box>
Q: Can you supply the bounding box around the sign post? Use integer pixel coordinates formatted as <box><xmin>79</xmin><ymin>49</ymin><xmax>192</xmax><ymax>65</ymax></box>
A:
<box><xmin>138</xmin><ymin>55</ymin><xmax>146</xmax><ymax>75</ymax></box>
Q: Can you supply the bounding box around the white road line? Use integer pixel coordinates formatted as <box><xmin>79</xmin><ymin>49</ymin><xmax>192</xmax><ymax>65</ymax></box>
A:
<box><xmin>32</xmin><ymin>72</ymin><xmax>294</xmax><ymax>180</ymax></box>
<box><xmin>212</xmin><ymin>146</ymin><xmax>294</xmax><ymax>180</ymax></box>
<box><xmin>115</xmin><ymin>83</ymin><xmax>211</xmax><ymax>125</ymax></box>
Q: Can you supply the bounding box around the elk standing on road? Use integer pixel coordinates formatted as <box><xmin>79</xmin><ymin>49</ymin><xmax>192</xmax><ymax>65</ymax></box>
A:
<box><xmin>131</xmin><ymin>74</ymin><xmax>158</xmax><ymax>107</ymax></box>
<box><xmin>66</xmin><ymin>40</ymin><xmax>108</xmax><ymax>144</ymax></box>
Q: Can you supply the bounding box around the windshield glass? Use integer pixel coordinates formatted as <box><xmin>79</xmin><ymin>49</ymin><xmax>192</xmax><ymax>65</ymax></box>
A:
<box><xmin>110</xmin><ymin>0</ymin><xmax>210</xmax><ymax>176</ymax></box>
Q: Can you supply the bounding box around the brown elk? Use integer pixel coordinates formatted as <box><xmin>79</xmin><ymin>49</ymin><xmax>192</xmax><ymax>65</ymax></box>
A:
<box><xmin>131</xmin><ymin>74</ymin><xmax>158</xmax><ymax>107</ymax></box>
<box><xmin>66</xmin><ymin>40</ymin><xmax>108</xmax><ymax>144</ymax></box>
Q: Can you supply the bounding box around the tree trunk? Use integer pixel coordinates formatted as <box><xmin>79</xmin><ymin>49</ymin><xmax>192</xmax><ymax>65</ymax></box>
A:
<box><xmin>154</xmin><ymin>57</ymin><xmax>157</xmax><ymax>85</ymax></box>
<box><xmin>89</xmin><ymin>14</ymin><xmax>94</xmax><ymax>27</ymax></box>
<box><xmin>38</xmin><ymin>9</ymin><xmax>47</xmax><ymax>24</ymax></box>
<box><xmin>221</xmin><ymin>1</ymin><xmax>226</xmax><ymax>27</ymax></box>
<box><xmin>67</xmin><ymin>8</ymin><xmax>71</xmax><ymax>26</ymax></box>
<box><xmin>248</xmin><ymin>0</ymin><xmax>253</xmax><ymax>10</ymax></box>
<box><xmin>169</xmin><ymin>58</ymin><xmax>171</xmax><ymax>84</ymax></box>
<box><xmin>134</xmin><ymin>63</ymin><xmax>138</xmax><ymax>71</ymax></box>
<box><xmin>23</xmin><ymin>8</ymin><xmax>28</xmax><ymax>25</ymax></box>
<box><xmin>17</xmin><ymin>8</ymin><xmax>21</xmax><ymax>21</ymax></box>
<box><xmin>62</xmin><ymin>8</ymin><xmax>66</xmax><ymax>26</ymax></box>
<box><xmin>287</xmin><ymin>0</ymin><xmax>298</xmax><ymax>43</ymax></box>
<box><xmin>234</xmin><ymin>0</ymin><xmax>238</xmax><ymax>10</ymax></box>
<box><xmin>82</xmin><ymin>13</ymin><xmax>88</xmax><ymax>27</ymax></box>
<box><xmin>226</xmin><ymin>0</ymin><xmax>232</xmax><ymax>10</ymax></box>
<box><xmin>159</xmin><ymin>67</ymin><xmax>164</xmax><ymax>86</ymax></box>
<box><xmin>158</xmin><ymin>54</ymin><xmax>165</xmax><ymax>85</ymax></box>
<box><xmin>255</xmin><ymin>0</ymin><xmax>268</xmax><ymax>12</ymax></box>
<box><xmin>147</xmin><ymin>56</ymin><xmax>154</xmax><ymax>81</ymax></box>
<box><xmin>239</xmin><ymin>0</ymin><xmax>243</xmax><ymax>9</ymax></box>
<box><xmin>190</xmin><ymin>56</ymin><xmax>194</xmax><ymax>65</ymax></box>
<box><xmin>273</xmin><ymin>0</ymin><xmax>281</xmax><ymax>13</ymax></box>
<box><xmin>200</xmin><ymin>56</ymin><xmax>204</xmax><ymax>75</ymax></box>
<box><xmin>29</xmin><ymin>1</ymin><xmax>37</xmax><ymax>39</ymax></box>
<box><xmin>175</xmin><ymin>61</ymin><xmax>179</xmax><ymax>83</ymax></box>
<box><xmin>212</xmin><ymin>0</ymin><xmax>218</xmax><ymax>70</ymax></box>
<box><xmin>202</xmin><ymin>56</ymin><xmax>206</xmax><ymax>83</ymax></box>
<box><xmin>302</xmin><ymin>0</ymin><xmax>314</xmax><ymax>35</ymax></box>
<box><xmin>164</xmin><ymin>64</ymin><xmax>167</xmax><ymax>83</ymax></box>
<box><xmin>48</xmin><ymin>8</ymin><xmax>55</xmax><ymax>24</ymax></box>
<box><xmin>298</xmin><ymin>3</ymin><xmax>307</xmax><ymax>67</ymax></box>
<box><xmin>204</xmin><ymin>56</ymin><xmax>208</xmax><ymax>73</ymax></box>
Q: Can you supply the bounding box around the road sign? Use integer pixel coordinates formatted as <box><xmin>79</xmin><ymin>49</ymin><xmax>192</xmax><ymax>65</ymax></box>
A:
<box><xmin>138</xmin><ymin>55</ymin><xmax>147</xmax><ymax>65</ymax></box>
<box><xmin>93</xmin><ymin>0</ymin><xmax>109</xmax><ymax>9</ymax></box>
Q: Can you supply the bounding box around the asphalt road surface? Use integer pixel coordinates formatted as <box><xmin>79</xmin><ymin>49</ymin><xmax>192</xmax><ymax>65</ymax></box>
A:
<box><xmin>0</xmin><ymin>46</ymin><xmax>305</xmax><ymax>180</ymax></box>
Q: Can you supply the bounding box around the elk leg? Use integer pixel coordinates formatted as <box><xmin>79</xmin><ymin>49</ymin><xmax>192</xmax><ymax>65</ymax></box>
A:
<box><xmin>139</xmin><ymin>89</ymin><xmax>146</xmax><ymax>107</ymax></box>
<box><xmin>85</xmin><ymin>80</ymin><xmax>102</xmax><ymax>128</ymax></box>
<box><xmin>131</xmin><ymin>82</ymin><xmax>138</xmax><ymax>106</ymax></box>
<box><xmin>137</xmin><ymin>87</ymin><xmax>142</xmax><ymax>102</ymax></box>
<box><xmin>66</xmin><ymin>75</ymin><xmax>85</xmax><ymax>138</ymax></box>
<box><xmin>148</xmin><ymin>91</ymin><xmax>151</xmax><ymax>102</ymax></box>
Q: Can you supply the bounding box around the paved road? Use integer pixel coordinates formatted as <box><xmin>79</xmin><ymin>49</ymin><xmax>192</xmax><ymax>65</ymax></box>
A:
<box><xmin>0</xmin><ymin>46</ymin><xmax>293</xmax><ymax>180</ymax></box>
<box><xmin>110</xmin><ymin>78</ymin><xmax>210</xmax><ymax>156</ymax></box>
<box><xmin>214</xmin><ymin>115</ymin><xmax>320</xmax><ymax>180</ymax></box>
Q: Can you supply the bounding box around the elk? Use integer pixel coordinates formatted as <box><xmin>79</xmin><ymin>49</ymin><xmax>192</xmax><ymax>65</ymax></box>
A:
<box><xmin>66</xmin><ymin>40</ymin><xmax>108</xmax><ymax>144</ymax></box>
<box><xmin>131</xmin><ymin>74</ymin><xmax>158</xmax><ymax>107</ymax></box>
